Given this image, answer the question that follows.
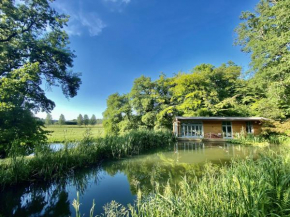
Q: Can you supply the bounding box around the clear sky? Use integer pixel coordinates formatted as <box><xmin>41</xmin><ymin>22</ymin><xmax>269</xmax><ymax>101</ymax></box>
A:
<box><xmin>36</xmin><ymin>0</ymin><xmax>258</xmax><ymax>120</ymax></box>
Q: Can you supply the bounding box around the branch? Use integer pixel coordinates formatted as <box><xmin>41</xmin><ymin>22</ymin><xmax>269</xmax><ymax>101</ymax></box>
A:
<box><xmin>0</xmin><ymin>20</ymin><xmax>35</xmax><ymax>43</ymax></box>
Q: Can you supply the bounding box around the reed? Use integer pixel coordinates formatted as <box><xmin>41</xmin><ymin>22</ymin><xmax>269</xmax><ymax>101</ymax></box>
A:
<box><xmin>229</xmin><ymin>134</ymin><xmax>290</xmax><ymax>146</ymax></box>
<box><xmin>0</xmin><ymin>129</ymin><xmax>176</xmax><ymax>186</ymax></box>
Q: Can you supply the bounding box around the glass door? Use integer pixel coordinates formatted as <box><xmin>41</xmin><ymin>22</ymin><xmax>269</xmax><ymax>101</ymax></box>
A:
<box><xmin>222</xmin><ymin>122</ymin><xmax>232</xmax><ymax>138</ymax></box>
<box><xmin>181</xmin><ymin>123</ymin><xmax>203</xmax><ymax>138</ymax></box>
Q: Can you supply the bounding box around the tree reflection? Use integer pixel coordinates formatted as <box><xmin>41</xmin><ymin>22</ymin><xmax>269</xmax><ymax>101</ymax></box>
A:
<box><xmin>0</xmin><ymin>165</ymin><xmax>101</xmax><ymax>217</ymax></box>
<box><xmin>102</xmin><ymin>143</ymin><xmax>205</xmax><ymax>195</ymax></box>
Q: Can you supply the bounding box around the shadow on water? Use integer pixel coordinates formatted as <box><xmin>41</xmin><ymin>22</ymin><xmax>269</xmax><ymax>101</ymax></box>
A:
<box><xmin>0</xmin><ymin>142</ymin><xmax>276</xmax><ymax>217</ymax></box>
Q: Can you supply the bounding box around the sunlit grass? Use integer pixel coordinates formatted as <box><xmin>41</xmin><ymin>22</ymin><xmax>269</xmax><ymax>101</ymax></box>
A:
<box><xmin>44</xmin><ymin>124</ymin><xmax>104</xmax><ymax>143</ymax></box>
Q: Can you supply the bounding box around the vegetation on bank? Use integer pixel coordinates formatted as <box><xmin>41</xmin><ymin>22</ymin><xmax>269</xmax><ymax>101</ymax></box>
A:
<box><xmin>76</xmin><ymin>148</ymin><xmax>290</xmax><ymax>217</ymax></box>
<box><xmin>229</xmin><ymin>120</ymin><xmax>290</xmax><ymax>146</ymax></box>
<box><xmin>45</xmin><ymin>125</ymin><xmax>104</xmax><ymax>143</ymax></box>
<box><xmin>0</xmin><ymin>130</ymin><xmax>176</xmax><ymax>187</ymax></box>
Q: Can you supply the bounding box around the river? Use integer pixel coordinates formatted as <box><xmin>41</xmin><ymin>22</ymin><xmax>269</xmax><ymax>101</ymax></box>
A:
<box><xmin>0</xmin><ymin>142</ymin><xmax>275</xmax><ymax>216</ymax></box>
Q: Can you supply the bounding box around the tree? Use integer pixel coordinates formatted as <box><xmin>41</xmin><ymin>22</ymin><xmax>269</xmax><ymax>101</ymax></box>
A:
<box><xmin>59</xmin><ymin>114</ymin><xmax>65</xmax><ymax>125</ymax></box>
<box><xmin>83</xmin><ymin>114</ymin><xmax>89</xmax><ymax>126</ymax></box>
<box><xmin>90</xmin><ymin>115</ymin><xmax>97</xmax><ymax>125</ymax></box>
<box><xmin>45</xmin><ymin>113</ymin><xmax>53</xmax><ymax>125</ymax></box>
<box><xmin>0</xmin><ymin>108</ymin><xmax>47</xmax><ymax>157</ymax></box>
<box><xmin>235</xmin><ymin>0</ymin><xmax>290</xmax><ymax>119</ymax></box>
<box><xmin>77</xmin><ymin>114</ymin><xmax>83</xmax><ymax>126</ymax></box>
<box><xmin>103</xmin><ymin>93</ymin><xmax>134</xmax><ymax>135</ymax></box>
<box><xmin>0</xmin><ymin>0</ymin><xmax>81</xmax><ymax>154</ymax></box>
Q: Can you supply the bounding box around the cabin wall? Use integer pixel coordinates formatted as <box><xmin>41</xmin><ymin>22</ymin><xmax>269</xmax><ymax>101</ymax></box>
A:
<box><xmin>203</xmin><ymin>121</ymin><xmax>222</xmax><ymax>135</ymax></box>
<box><xmin>253</xmin><ymin>122</ymin><xmax>262</xmax><ymax>135</ymax></box>
<box><xmin>232</xmin><ymin>121</ymin><xmax>247</xmax><ymax>136</ymax></box>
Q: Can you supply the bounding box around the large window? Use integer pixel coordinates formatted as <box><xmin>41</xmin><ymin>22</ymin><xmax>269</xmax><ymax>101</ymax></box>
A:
<box><xmin>222</xmin><ymin>121</ymin><xmax>232</xmax><ymax>138</ymax></box>
<box><xmin>246</xmin><ymin>121</ymin><xmax>253</xmax><ymax>134</ymax></box>
<box><xmin>181</xmin><ymin>123</ymin><xmax>203</xmax><ymax>138</ymax></box>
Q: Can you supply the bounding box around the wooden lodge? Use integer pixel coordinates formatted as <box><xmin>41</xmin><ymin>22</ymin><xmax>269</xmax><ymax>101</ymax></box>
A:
<box><xmin>173</xmin><ymin>117</ymin><xmax>268</xmax><ymax>141</ymax></box>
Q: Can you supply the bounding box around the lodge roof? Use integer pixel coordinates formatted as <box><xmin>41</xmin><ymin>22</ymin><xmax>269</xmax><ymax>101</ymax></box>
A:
<box><xmin>175</xmin><ymin>117</ymin><xmax>269</xmax><ymax>121</ymax></box>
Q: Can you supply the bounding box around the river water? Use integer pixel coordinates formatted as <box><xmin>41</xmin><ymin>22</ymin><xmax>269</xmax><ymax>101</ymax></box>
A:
<box><xmin>0</xmin><ymin>142</ymin><xmax>275</xmax><ymax>216</ymax></box>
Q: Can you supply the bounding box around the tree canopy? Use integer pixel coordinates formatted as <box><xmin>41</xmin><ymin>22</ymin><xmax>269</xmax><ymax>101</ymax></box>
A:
<box><xmin>90</xmin><ymin>114</ymin><xmax>97</xmax><ymax>125</ymax></box>
<box><xmin>103</xmin><ymin>62</ymin><xmax>248</xmax><ymax>135</ymax></box>
<box><xmin>77</xmin><ymin>114</ymin><xmax>83</xmax><ymax>126</ymax></box>
<box><xmin>235</xmin><ymin>0</ymin><xmax>290</xmax><ymax>119</ymax></box>
<box><xmin>45</xmin><ymin>113</ymin><xmax>53</xmax><ymax>125</ymax></box>
<box><xmin>58</xmin><ymin>114</ymin><xmax>65</xmax><ymax>125</ymax></box>
<box><xmin>83</xmin><ymin>114</ymin><xmax>89</xmax><ymax>126</ymax></box>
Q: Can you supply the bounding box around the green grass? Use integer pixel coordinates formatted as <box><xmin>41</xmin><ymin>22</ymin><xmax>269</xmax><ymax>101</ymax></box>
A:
<box><xmin>44</xmin><ymin>124</ymin><xmax>104</xmax><ymax>143</ymax></box>
<box><xmin>79</xmin><ymin>147</ymin><xmax>290</xmax><ymax>217</ymax></box>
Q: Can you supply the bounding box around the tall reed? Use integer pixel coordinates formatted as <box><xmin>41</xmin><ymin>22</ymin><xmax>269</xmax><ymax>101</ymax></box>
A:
<box><xmin>0</xmin><ymin>129</ymin><xmax>176</xmax><ymax>186</ymax></box>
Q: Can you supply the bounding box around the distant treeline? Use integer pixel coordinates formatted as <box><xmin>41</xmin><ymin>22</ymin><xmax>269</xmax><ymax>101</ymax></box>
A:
<box><xmin>44</xmin><ymin>113</ymin><xmax>102</xmax><ymax>125</ymax></box>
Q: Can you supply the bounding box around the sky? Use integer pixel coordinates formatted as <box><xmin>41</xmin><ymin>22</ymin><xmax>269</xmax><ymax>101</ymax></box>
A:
<box><xmin>36</xmin><ymin>0</ymin><xmax>259</xmax><ymax>120</ymax></box>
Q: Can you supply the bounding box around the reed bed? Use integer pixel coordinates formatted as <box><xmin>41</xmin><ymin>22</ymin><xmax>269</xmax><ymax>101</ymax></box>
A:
<box><xmin>229</xmin><ymin>134</ymin><xmax>290</xmax><ymax>146</ymax></box>
<box><xmin>0</xmin><ymin>129</ymin><xmax>176</xmax><ymax>187</ymax></box>
<box><xmin>84</xmin><ymin>148</ymin><xmax>290</xmax><ymax>217</ymax></box>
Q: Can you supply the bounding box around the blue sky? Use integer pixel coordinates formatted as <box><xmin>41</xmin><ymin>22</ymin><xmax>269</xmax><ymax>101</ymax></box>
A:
<box><xmin>36</xmin><ymin>0</ymin><xmax>258</xmax><ymax>120</ymax></box>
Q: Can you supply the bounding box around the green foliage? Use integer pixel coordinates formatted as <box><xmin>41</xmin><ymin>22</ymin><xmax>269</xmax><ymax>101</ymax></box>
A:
<box><xmin>77</xmin><ymin>114</ymin><xmax>83</xmax><ymax>126</ymax></box>
<box><xmin>235</xmin><ymin>0</ymin><xmax>290</xmax><ymax>119</ymax></box>
<box><xmin>103</xmin><ymin>93</ymin><xmax>134</xmax><ymax>135</ymax></box>
<box><xmin>45</xmin><ymin>113</ymin><xmax>53</xmax><ymax>125</ymax></box>
<box><xmin>0</xmin><ymin>0</ymin><xmax>81</xmax><ymax>154</ymax></box>
<box><xmin>58</xmin><ymin>114</ymin><xmax>65</xmax><ymax>125</ymax></box>
<box><xmin>90</xmin><ymin>114</ymin><xmax>97</xmax><ymax>125</ymax></box>
<box><xmin>83</xmin><ymin>114</ymin><xmax>89</xmax><ymax>126</ymax></box>
<box><xmin>0</xmin><ymin>108</ymin><xmax>47</xmax><ymax>157</ymax></box>
<box><xmin>103</xmin><ymin>63</ymin><xmax>247</xmax><ymax>134</ymax></box>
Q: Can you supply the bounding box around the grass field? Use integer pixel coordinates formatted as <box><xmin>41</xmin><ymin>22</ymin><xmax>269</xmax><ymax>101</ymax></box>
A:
<box><xmin>44</xmin><ymin>125</ymin><xmax>104</xmax><ymax>143</ymax></box>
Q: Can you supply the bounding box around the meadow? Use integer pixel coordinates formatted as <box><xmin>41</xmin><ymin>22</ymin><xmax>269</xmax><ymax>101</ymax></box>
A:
<box><xmin>44</xmin><ymin>125</ymin><xmax>104</xmax><ymax>143</ymax></box>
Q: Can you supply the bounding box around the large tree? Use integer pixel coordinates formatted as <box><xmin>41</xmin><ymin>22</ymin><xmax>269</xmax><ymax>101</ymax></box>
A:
<box><xmin>235</xmin><ymin>0</ymin><xmax>290</xmax><ymax>119</ymax></box>
<box><xmin>0</xmin><ymin>0</ymin><xmax>81</xmax><ymax>154</ymax></box>
<box><xmin>103</xmin><ymin>93</ymin><xmax>134</xmax><ymax>135</ymax></box>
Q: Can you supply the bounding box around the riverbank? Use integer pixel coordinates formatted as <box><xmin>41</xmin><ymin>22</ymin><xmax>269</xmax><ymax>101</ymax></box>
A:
<box><xmin>80</xmin><ymin>146</ymin><xmax>290</xmax><ymax>217</ymax></box>
<box><xmin>0</xmin><ymin>129</ymin><xmax>176</xmax><ymax>187</ymax></box>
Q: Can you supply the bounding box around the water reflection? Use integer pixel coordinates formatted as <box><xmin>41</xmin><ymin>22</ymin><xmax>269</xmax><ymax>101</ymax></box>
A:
<box><xmin>0</xmin><ymin>142</ymin><xmax>273</xmax><ymax>217</ymax></box>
